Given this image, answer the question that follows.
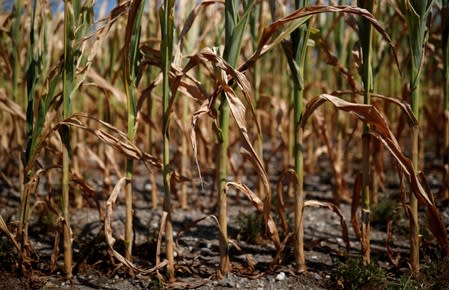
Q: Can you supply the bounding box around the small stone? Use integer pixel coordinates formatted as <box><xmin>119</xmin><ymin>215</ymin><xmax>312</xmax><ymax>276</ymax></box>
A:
<box><xmin>311</xmin><ymin>255</ymin><xmax>318</xmax><ymax>260</ymax></box>
<box><xmin>275</xmin><ymin>272</ymin><xmax>286</xmax><ymax>281</ymax></box>
<box><xmin>312</xmin><ymin>272</ymin><xmax>322</xmax><ymax>280</ymax></box>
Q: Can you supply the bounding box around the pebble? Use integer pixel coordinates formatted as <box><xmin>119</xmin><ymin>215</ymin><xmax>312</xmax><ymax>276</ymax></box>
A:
<box><xmin>312</xmin><ymin>272</ymin><xmax>322</xmax><ymax>280</ymax></box>
<box><xmin>275</xmin><ymin>272</ymin><xmax>286</xmax><ymax>281</ymax></box>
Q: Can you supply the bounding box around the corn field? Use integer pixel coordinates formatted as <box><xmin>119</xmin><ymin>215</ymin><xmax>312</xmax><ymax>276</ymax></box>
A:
<box><xmin>0</xmin><ymin>0</ymin><xmax>449</xmax><ymax>288</ymax></box>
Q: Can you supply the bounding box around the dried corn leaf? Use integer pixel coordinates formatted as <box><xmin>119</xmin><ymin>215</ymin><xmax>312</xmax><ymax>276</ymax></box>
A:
<box><xmin>0</xmin><ymin>215</ymin><xmax>21</xmax><ymax>253</ymax></box>
<box><xmin>105</xmin><ymin>177</ymin><xmax>167</xmax><ymax>274</ymax></box>
<box><xmin>179</xmin><ymin>0</ymin><xmax>224</xmax><ymax>46</ymax></box>
<box><xmin>239</xmin><ymin>5</ymin><xmax>398</xmax><ymax>74</ymax></box>
<box><xmin>386</xmin><ymin>206</ymin><xmax>407</xmax><ymax>267</ymax></box>
<box><xmin>60</xmin><ymin>114</ymin><xmax>163</xmax><ymax>169</ymax></box>
<box><xmin>156</xmin><ymin>211</ymin><xmax>168</xmax><ymax>274</ymax></box>
<box><xmin>304</xmin><ymin>200</ymin><xmax>350</xmax><ymax>250</ymax></box>
<box><xmin>276</xmin><ymin>169</ymin><xmax>299</xmax><ymax>234</ymax></box>
<box><xmin>191</xmin><ymin>98</ymin><xmax>215</xmax><ymax>186</ymax></box>
<box><xmin>87</xmin><ymin>70</ymin><xmax>126</xmax><ymax>103</ymax></box>
<box><xmin>226</xmin><ymin>182</ymin><xmax>281</xmax><ymax>251</ymax></box>
<box><xmin>188</xmin><ymin>48</ymin><xmax>267</xmax><ymax>194</ymax></box>
<box><xmin>0</xmin><ymin>89</ymin><xmax>25</xmax><ymax>120</ymax></box>
<box><xmin>302</xmin><ymin>94</ymin><xmax>449</xmax><ymax>256</ymax></box>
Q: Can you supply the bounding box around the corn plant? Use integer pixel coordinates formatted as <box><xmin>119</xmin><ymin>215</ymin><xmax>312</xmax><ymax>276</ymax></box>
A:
<box><xmin>2</xmin><ymin>0</ymin><xmax>449</xmax><ymax>286</ymax></box>
<box><xmin>60</xmin><ymin>0</ymin><xmax>94</xmax><ymax>278</ymax></box>
<box><xmin>357</xmin><ymin>0</ymin><xmax>374</xmax><ymax>265</ymax></box>
<box><xmin>160</xmin><ymin>0</ymin><xmax>175</xmax><ymax>280</ymax></box>
<box><xmin>19</xmin><ymin>0</ymin><xmax>37</xmax><ymax>272</ymax></box>
<box><xmin>61</xmin><ymin>0</ymin><xmax>80</xmax><ymax>278</ymax></box>
<box><xmin>280</xmin><ymin>0</ymin><xmax>312</xmax><ymax>274</ymax></box>
<box><xmin>123</xmin><ymin>0</ymin><xmax>145</xmax><ymax>264</ymax></box>
<box><xmin>401</xmin><ymin>0</ymin><xmax>433</xmax><ymax>276</ymax></box>
<box><xmin>216</xmin><ymin>0</ymin><xmax>254</xmax><ymax>276</ymax></box>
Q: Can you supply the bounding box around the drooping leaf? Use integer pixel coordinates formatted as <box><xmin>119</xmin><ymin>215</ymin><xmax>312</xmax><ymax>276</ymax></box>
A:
<box><xmin>301</xmin><ymin>94</ymin><xmax>449</xmax><ymax>255</ymax></box>
<box><xmin>239</xmin><ymin>5</ymin><xmax>399</xmax><ymax>75</ymax></box>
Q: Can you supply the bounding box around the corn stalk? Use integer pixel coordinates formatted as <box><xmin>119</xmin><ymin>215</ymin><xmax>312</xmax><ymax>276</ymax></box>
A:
<box><xmin>244</xmin><ymin>0</ymin><xmax>264</xmax><ymax>197</ymax></box>
<box><xmin>402</xmin><ymin>0</ymin><xmax>433</xmax><ymax>276</ymax></box>
<box><xmin>160</xmin><ymin>0</ymin><xmax>175</xmax><ymax>281</ymax></box>
<box><xmin>358</xmin><ymin>0</ymin><xmax>374</xmax><ymax>265</ymax></box>
<box><xmin>11</xmin><ymin>0</ymin><xmax>23</xmax><ymax>106</ymax></box>
<box><xmin>281</xmin><ymin>0</ymin><xmax>311</xmax><ymax>273</ymax></box>
<box><xmin>215</xmin><ymin>0</ymin><xmax>252</xmax><ymax>276</ymax></box>
<box><xmin>20</xmin><ymin>0</ymin><xmax>38</xmax><ymax>273</ymax></box>
<box><xmin>123</xmin><ymin>0</ymin><xmax>145</xmax><ymax>264</ymax></box>
<box><xmin>62</xmin><ymin>0</ymin><xmax>81</xmax><ymax>279</ymax></box>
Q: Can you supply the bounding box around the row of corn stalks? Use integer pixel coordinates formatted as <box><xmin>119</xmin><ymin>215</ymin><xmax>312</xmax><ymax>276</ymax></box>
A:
<box><xmin>0</xmin><ymin>0</ymin><xmax>448</xmax><ymax>284</ymax></box>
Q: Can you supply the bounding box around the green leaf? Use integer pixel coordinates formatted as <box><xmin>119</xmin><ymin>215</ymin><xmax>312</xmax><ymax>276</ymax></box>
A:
<box><xmin>224</xmin><ymin>0</ymin><xmax>257</xmax><ymax>67</ymax></box>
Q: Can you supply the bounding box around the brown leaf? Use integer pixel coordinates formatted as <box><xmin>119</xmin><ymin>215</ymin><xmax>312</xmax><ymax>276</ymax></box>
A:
<box><xmin>305</xmin><ymin>200</ymin><xmax>350</xmax><ymax>250</ymax></box>
<box><xmin>0</xmin><ymin>89</ymin><xmax>25</xmax><ymax>121</ymax></box>
<box><xmin>302</xmin><ymin>93</ymin><xmax>448</xmax><ymax>256</ymax></box>
<box><xmin>178</xmin><ymin>0</ymin><xmax>224</xmax><ymax>45</ymax></box>
<box><xmin>329</xmin><ymin>90</ymin><xmax>418</xmax><ymax>126</ymax></box>
<box><xmin>87</xmin><ymin>70</ymin><xmax>126</xmax><ymax>103</ymax></box>
<box><xmin>226</xmin><ymin>182</ymin><xmax>281</xmax><ymax>251</ymax></box>
<box><xmin>239</xmin><ymin>5</ymin><xmax>399</xmax><ymax>75</ymax></box>
<box><xmin>276</xmin><ymin>169</ymin><xmax>299</xmax><ymax>234</ymax></box>
<box><xmin>0</xmin><ymin>215</ymin><xmax>21</xmax><ymax>253</ymax></box>
<box><xmin>104</xmin><ymin>177</ymin><xmax>167</xmax><ymax>274</ymax></box>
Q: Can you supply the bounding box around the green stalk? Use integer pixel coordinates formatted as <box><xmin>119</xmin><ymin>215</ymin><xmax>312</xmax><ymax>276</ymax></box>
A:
<box><xmin>123</xmin><ymin>0</ymin><xmax>145</xmax><ymax>264</ymax></box>
<box><xmin>160</xmin><ymin>0</ymin><xmax>175</xmax><ymax>281</ymax></box>
<box><xmin>62</xmin><ymin>0</ymin><xmax>80</xmax><ymax>279</ymax></box>
<box><xmin>442</xmin><ymin>0</ymin><xmax>449</xmax><ymax>199</ymax></box>
<box><xmin>282</xmin><ymin>0</ymin><xmax>311</xmax><ymax>273</ymax></box>
<box><xmin>403</xmin><ymin>0</ymin><xmax>433</xmax><ymax>276</ymax></box>
<box><xmin>11</xmin><ymin>0</ymin><xmax>23</xmax><ymax>106</ymax></box>
<box><xmin>246</xmin><ymin>0</ymin><xmax>264</xmax><ymax>196</ymax></box>
<box><xmin>19</xmin><ymin>0</ymin><xmax>38</xmax><ymax>272</ymax></box>
<box><xmin>217</xmin><ymin>0</ymin><xmax>252</xmax><ymax>276</ymax></box>
<box><xmin>217</xmin><ymin>90</ymin><xmax>231</xmax><ymax>277</ymax></box>
<box><xmin>358</xmin><ymin>0</ymin><xmax>374</xmax><ymax>265</ymax></box>
<box><xmin>216</xmin><ymin>0</ymin><xmax>237</xmax><ymax>277</ymax></box>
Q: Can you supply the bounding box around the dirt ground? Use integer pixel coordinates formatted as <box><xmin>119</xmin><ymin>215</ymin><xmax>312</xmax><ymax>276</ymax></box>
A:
<box><xmin>1</xmin><ymin>154</ymin><xmax>448</xmax><ymax>289</ymax></box>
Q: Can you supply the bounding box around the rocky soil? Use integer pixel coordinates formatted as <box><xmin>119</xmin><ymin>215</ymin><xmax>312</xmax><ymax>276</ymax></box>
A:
<box><xmin>1</xmin><ymin>156</ymin><xmax>448</xmax><ymax>289</ymax></box>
